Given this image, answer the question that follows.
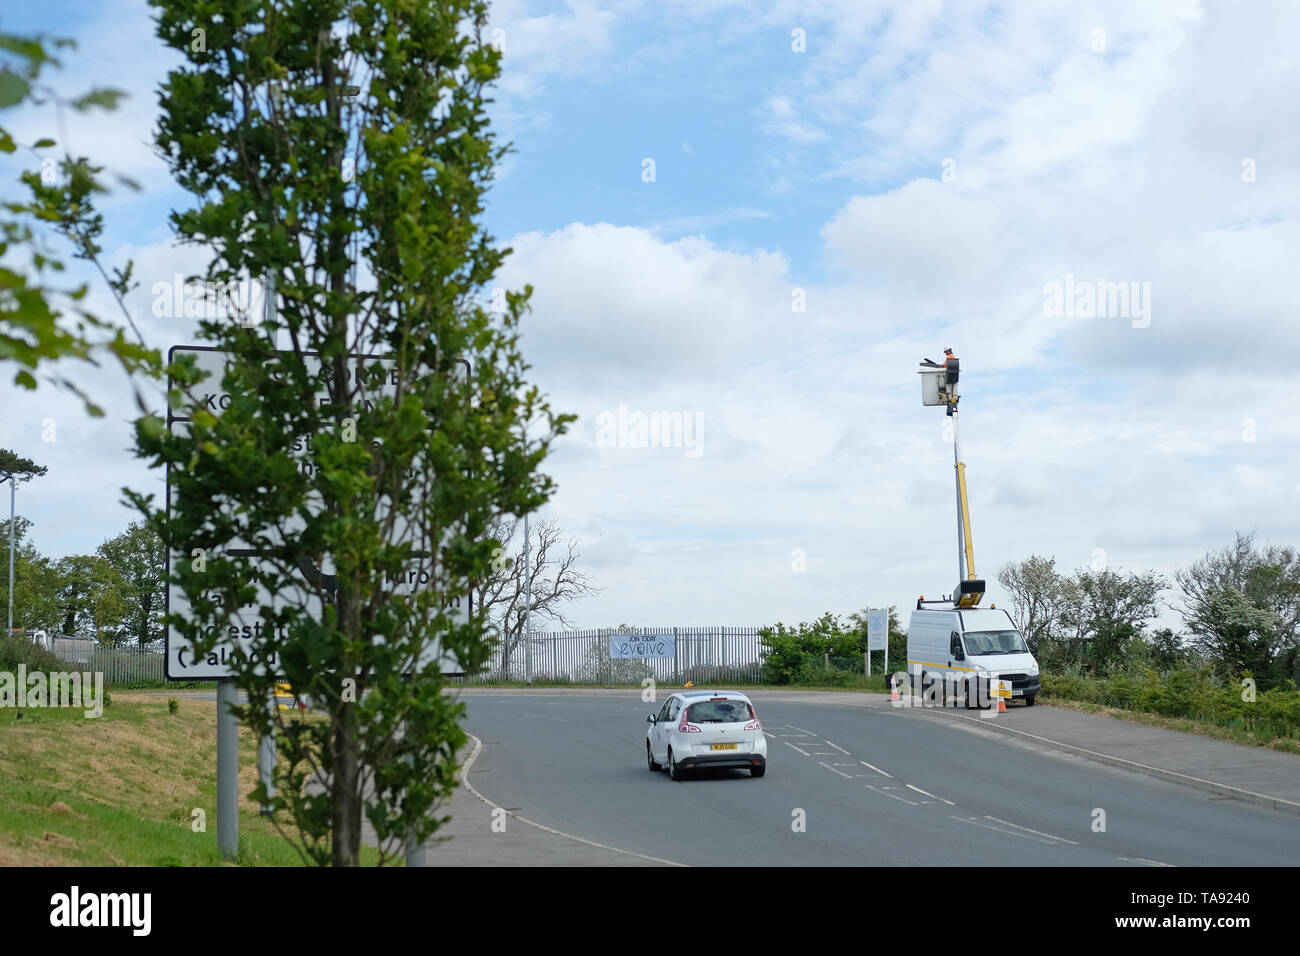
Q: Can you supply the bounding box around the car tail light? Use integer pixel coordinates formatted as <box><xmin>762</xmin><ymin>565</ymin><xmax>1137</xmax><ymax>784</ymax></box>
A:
<box><xmin>744</xmin><ymin>703</ymin><xmax>761</xmax><ymax>731</ymax></box>
<box><xmin>679</xmin><ymin>708</ymin><xmax>702</xmax><ymax>733</ymax></box>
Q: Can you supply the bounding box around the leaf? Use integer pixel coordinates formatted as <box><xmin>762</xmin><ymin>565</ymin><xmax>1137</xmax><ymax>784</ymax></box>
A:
<box><xmin>0</xmin><ymin>72</ymin><xmax>31</xmax><ymax>109</ymax></box>
<box><xmin>14</xmin><ymin>369</ymin><xmax>36</xmax><ymax>389</ymax></box>
<box><xmin>32</xmin><ymin>137</ymin><xmax>55</xmax><ymax>148</ymax></box>
<box><xmin>70</xmin><ymin>88</ymin><xmax>126</xmax><ymax>112</ymax></box>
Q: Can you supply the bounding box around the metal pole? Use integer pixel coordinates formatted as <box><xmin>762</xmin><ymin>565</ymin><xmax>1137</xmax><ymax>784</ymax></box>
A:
<box><xmin>524</xmin><ymin>513</ymin><xmax>532</xmax><ymax>686</ymax></box>
<box><xmin>216</xmin><ymin>678</ymin><xmax>239</xmax><ymax>858</ymax></box>
<box><xmin>7</xmin><ymin>477</ymin><xmax>14</xmax><ymax>639</ymax></box>
<box><xmin>952</xmin><ymin>409</ymin><xmax>966</xmax><ymax>583</ymax></box>
<box><xmin>259</xmin><ymin>694</ymin><xmax>275</xmax><ymax>817</ymax></box>
<box><xmin>404</xmin><ymin>714</ymin><xmax>427</xmax><ymax>867</ymax></box>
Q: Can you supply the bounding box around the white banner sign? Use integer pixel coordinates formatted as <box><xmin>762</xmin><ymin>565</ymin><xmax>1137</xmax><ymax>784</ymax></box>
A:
<box><xmin>610</xmin><ymin>634</ymin><xmax>675</xmax><ymax>659</ymax></box>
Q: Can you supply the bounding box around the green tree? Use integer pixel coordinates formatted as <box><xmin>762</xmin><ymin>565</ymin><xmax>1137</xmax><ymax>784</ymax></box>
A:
<box><xmin>132</xmin><ymin>0</ymin><xmax>571</xmax><ymax>866</ymax></box>
<box><xmin>0</xmin><ymin>515</ymin><xmax>62</xmax><ymax>633</ymax></box>
<box><xmin>97</xmin><ymin>521</ymin><xmax>166</xmax><ymax>647</ymax></box>
<box><xmin>996</xmin><ymin>555</ymin><xmax>1065</xmax><ymax>653</ymax></box>
<box><xmin>1057</xmin><ymin>568</ymin><xmax>1162</xmax><ymax>672</ymax></box>
<box><xmin>0</xmin><ymin>31</ymin><xmax>156</xmax><ymax>413</ymax></box>
<box><xmin>1</xmin><ymin>449</ymin><xmax>49</xmax><ymax>635</ymax></box>
<box><xmin>1177</xmin><ymin>533</ymin><xmax>1300</xmax><ymax>688</ymax></box>
<box><xmin>52</xmin><ymin>553</ymin><xmax>122</xmax><ymax>640</ymax></box>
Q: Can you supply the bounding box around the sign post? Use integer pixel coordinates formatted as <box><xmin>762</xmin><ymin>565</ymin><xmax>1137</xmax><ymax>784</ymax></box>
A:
<box><xmin>165</xmin><ymin>345</ymin><xmax>472</xmax><ymax>860</ymax></box>
<box><xmin>866</xmin><ymin>609</ymin><xmax>888</xmax><ymax>677</ymax></box>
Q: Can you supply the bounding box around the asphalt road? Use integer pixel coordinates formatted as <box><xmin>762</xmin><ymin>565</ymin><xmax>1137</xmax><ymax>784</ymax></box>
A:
<box><xmin>462</xmin><ymin>693</ymin><xmax>1300</xmax><ymax>866</ymax></box>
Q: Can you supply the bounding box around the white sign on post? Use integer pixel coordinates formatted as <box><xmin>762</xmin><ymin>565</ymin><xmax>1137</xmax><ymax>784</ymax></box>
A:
<box><xmin>867</xmin><ymin>609</ymin><xmax>888</xmax><ymax>651</ymax></box>
<box><xmin>164</xmin><ymin>345</ymin><xmax>472</xmax><ymax>680</ymax></box>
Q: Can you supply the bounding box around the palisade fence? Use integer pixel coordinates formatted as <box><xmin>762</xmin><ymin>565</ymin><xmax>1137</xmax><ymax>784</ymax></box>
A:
<box><xmin>48</xmin><ymin>638</ymin><xmax>165</xmax><ymax>685</ymax></box>
<box><xmin>463</xmin><ymin>626</ymin><xmax>766</xmax><ymax>686</ymax></box>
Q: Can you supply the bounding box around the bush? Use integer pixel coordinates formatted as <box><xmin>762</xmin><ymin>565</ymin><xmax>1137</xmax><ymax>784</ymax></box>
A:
<box><xmin>1042</xmin><ymin>661</ymin><xmax>1300</xmax><ymax>740</ymax></box>
<box><xmin>0</xmin><ymin>635</ymin><xmax>68</xmax><ymax>673</ymax></box>
<box><xmin>168</xmin><ymin>697</ymin><xmax>180</xmax><ymax>715</ymax></box>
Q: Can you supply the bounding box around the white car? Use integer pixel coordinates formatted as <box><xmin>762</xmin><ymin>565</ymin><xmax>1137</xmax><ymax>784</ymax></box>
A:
<box><xmin>646</xmin><ymin>690</ymin><xmax>768</xmax><ymax>780</ymax></box>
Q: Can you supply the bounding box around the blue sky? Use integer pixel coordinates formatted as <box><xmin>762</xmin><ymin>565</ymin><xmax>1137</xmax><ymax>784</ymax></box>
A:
<box><xmin>2</xmin><ymin>0</ymin><xmax>1298</xmax><ymax>633</ymax></box>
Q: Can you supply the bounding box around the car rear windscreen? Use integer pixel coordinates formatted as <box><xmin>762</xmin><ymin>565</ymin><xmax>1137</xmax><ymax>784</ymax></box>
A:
<box><xmin>687</xmin><ymin>699</ymin><xmax>753</xmax><ymax>723</ymax></box>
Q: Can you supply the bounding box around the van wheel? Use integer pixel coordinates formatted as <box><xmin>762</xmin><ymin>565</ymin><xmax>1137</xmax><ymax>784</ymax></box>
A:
<box><xmin>1024</xmin><ymin>695</ymin><xmax>1036</xmax><ymax>707</ymax></box>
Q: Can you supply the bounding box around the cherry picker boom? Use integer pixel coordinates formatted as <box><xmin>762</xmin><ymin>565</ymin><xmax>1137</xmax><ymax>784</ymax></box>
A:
<box><xmin>918</xmin><ymin>351</ymin><xmax>984</xmax><ymax>609</ymax></box>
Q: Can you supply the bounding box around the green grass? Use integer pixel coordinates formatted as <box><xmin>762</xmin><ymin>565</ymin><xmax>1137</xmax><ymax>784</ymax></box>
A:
<box><xmin>0</xmin><ymin>692</ymin><xmax>385</xmax><ymax>865</ymax></box>
<box><xmin>1040</xmin><ymin>697</ymin><xmax>1300</xmax><ymax>756</ymax></box>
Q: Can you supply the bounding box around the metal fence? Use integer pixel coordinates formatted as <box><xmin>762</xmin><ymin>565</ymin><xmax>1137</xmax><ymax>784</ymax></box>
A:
<box><xmin>463</xmin><ymin>626</ymin><xmax>765</xmax><ymax>685</ymax></box>
<box><xmin>47</xmin><ymin>638</ymin><xmax>166</xmax><ymax>685</ymax></box>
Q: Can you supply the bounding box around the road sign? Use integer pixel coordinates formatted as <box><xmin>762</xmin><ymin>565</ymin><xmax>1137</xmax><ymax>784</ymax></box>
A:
<box><xmin>165</xmin><ymin>346</ymin><xmax>472</xmax><ymax>680</ymax></box>
<box><xmin>866</xmin><ymin>609</ymin><xmax>888</xmax><ymax>651</ymax></box>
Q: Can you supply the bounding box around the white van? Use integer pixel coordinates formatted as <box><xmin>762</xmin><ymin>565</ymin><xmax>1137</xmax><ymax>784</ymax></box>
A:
<box><xmin>905</xmin><ymin>607</ymin><xmax>1040</xmax><ymax>706</ymax></box>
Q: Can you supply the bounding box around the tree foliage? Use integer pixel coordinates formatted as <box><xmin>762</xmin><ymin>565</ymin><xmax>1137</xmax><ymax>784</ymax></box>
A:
<box><xmin>1176</xmin><ymin>532</ymin><xmax>1300</xmax><ymax>688</ymax></box>
<box><xmin>0</xmin><ymin>31</ymin><xmax>156</xmax><ymax>414</ymax></box>
<box><xmin>132</xmin><ymin>0</ymin><xmax>571</xmax><ymax>866</ymax></box>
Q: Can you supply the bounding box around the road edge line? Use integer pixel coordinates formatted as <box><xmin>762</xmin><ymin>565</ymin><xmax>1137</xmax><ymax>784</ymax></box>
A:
<box><xmin>906</xmin><ymin>705</ymin><xmax>1300</xmax><ymax>817</ymax></box>
<box><xmin>458</xmin><ymin>732</ymin><xmax>686</xmax><ymax>867</ymax></box>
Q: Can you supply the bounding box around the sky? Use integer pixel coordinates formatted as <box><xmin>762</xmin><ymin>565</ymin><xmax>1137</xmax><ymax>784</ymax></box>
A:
<box><xmin>1</xmin><ymin>0</ymin><xmax>1296</xmax><ymax>633</ymax></box>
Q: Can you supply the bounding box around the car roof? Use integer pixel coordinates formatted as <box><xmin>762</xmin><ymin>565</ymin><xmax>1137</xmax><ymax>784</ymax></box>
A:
<box><xmin>677</xmin><ymin>690</ymin><xmax>750</xmax><ymax>700</ymax></box>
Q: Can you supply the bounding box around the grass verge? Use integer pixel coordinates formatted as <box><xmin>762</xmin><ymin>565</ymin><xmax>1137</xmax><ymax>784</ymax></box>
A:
<box><xmin>1039</xmin><ymin>697</ymin><xmax>1300</xmax><ymax>755</ymax></box>
<box><xmin>0</xmin><ymin>691</ymin><xmax>384</xmax><ymax>865</ymax></box>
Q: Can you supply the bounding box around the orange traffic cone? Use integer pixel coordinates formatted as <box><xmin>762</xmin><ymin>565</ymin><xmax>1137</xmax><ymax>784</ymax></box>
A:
<box><xmin>684</xmin><ymin>680</ymin><xmax>693</xmax><ymax>688</ymax></box>
<box><xmin>997</xmin><ymin>698</ymin><xmax>1006</xmax><ymax>713</ymax></box>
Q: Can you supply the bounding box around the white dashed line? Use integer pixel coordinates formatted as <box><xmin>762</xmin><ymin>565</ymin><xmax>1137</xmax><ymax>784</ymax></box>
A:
<box><xmin>951</xmin><ymin>816</ymin><xmax>1067</xmax><ymax>846</ymax></box>
<box><xmin>859</xmin><ymin>761</ymin><xmax>893</xmax><ymax>778</ymax></box>
<box><xmin>983</xmin><ymin>815</ymin><xmax>1078</xmax><ymax>845</ymax></box>
<box><xmin>819</xmin><ymin>761</ymin><xmax>854</xmax><ymax>779</ymax></box>
<box><xmin>905</xmin><ymin>784</ymin><xmax>956</xmax><ymax>806</ymax></box>
<box><xmin>867</xmin><ymin>785</ymin><xmax>918</xmax><ymax>805</ymax></box>
<box><xmin>783</xmin><ymin>740</ymin><xmax>811</xmax><ymax>756</ymax></box>
<box><xmin>784</xmin><ymin>724</ymin><xmax>818</xmax><ymax>735</ymax></box>
<box><xmin>1118</xmin><ymin>856</ymin><xmax>1174</xmax><ymax>867</ymax></box>
<box><xmin>824</xmin><ymin>740</ymin><xmax>851</xmax><ymax>755</ymax></box>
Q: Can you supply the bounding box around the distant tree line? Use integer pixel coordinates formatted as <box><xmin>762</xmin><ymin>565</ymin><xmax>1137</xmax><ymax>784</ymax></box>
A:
<box><xmin>998</xmin><ymin>532</ymin><xmax>1300</xmax><ymax>691</ymax></box>
<box><xmin>1</xmin><ymin>514</ymin><xmax>165</xmax><ymax>648</ymax></box>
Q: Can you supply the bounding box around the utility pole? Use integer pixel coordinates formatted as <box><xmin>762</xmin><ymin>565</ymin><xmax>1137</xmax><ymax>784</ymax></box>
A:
<box><xmin>7</xmin><ymin>476</ymin><xmax>14</xmax><ymax>639</ymax></box>
<box><xmin>524</xmin><ymin>513</ymin><xmax>533</xmax><ymax>686</ymax></box>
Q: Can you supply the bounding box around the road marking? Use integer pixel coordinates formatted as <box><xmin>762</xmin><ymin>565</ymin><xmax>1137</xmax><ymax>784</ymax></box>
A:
<box><xmin>983</xmin><ymin>815</ymin><xmax>1077</xmax><ymax>845</ymax></box>
<box><xmin>783</xmin><ymin>740</ymin><xmax>811</xmax><ymax>756</ymax></box>
<box><xmin>906</xmin><ymin>784</ymin><xmax>955</xmax><ymax>806</ymax></box>
<box><xmin>824</xmin><ymin>740</ymin><xmax>851</xmax><ymax>754</ymax></box>
<box><xmin>819</xmin><ymin>761</ymin><xmax>854</xmax><ymax>779</ymax></box>
<box><xmin>1118</xmin><ymin>856</ymin><xmax>1174</xmax><ymax>867</ymax></box>
<box><xmin>522</xmin><ymin>712</ymin><xmax>571</xmax><ymax>722</ymax></box>
<box><xmin>867</xmin><ymin>785</ymin><xmax>918</xmax><ymax>805</ymax></box>
<box><xmin>950</xmin><ymin>815</ymin><xmax>1066</xmax><ymax>846</ymax></box>
<box><xmin>812</xmin><ymin>752</ymin><xmax>836</xmax><ymax>756</ymax></box>
<box><xmin>460</xmin><ymin>733</ymin><xmax>684</xmax><ymax>867</ymax></box>
<box><xmin>784</xmin><ymin>723</ymin><xmax>818</xmax><ymax>735</ymax></box>
<box><xmin>859</xmin><ymin>761</ymin><xmax>893</xmax><ymax>778</ymax></box>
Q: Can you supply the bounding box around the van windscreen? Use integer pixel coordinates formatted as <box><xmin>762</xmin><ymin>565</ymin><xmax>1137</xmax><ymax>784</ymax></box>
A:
<box><xmin>962</xmin><ymin>630</ymin><xmax>1028</xmax><ymax>655</ymax></box>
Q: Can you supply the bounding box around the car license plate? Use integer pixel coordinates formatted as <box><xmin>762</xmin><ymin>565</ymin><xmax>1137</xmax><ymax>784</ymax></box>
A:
<box><xmin>710</xmin><ymin>743</ymin><xmax>738</xmax><ymax>751</ymax></box>
<box><xmin>1012</xmin><ymin>689</ymin><xmax>1024</xmax><ymax>696</ymax></box>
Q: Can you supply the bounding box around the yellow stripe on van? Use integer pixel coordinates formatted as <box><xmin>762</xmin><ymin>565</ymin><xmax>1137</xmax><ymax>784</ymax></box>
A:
<box><xmin>906</xmin><ymin>659</ymin><xmax>975</xmax><ymax>672</ymax></box>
